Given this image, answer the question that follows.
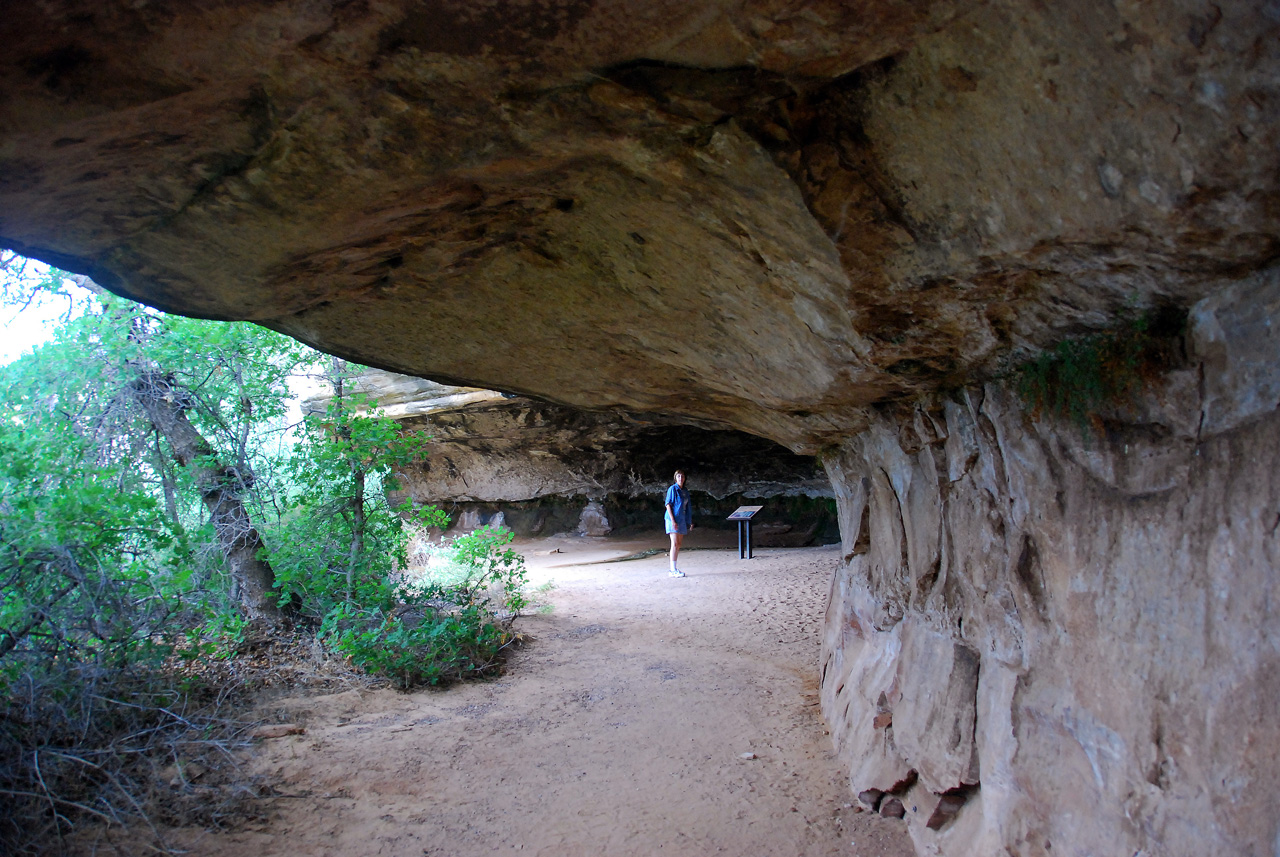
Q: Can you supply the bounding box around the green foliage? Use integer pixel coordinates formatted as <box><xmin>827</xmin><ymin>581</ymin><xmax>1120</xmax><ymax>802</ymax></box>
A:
<box><xmin>421</xmin><ymin>524</ymin><xmax>530</xmax><ymax>616</ymax></box>
<box><xmin>0</xmin><ymin>360</ymin><xmax>185</xmax><ymax>683</ymax></box>
<box><xmin>265</xmin><ymin>372</ymin><xmax>450</xmax><ymax>618</ymax></box>
<box><xmin>0</xmin><ymin>382</ymin><xmax>205</xmax><ymax>853</ymax></box>
<box><xmin>0</xmin><ymin>260</ymin><xmax>541</xmax><ymax>851</ymax></box>
<box><xmin>1013</xmin><ymin>309</ymin><xmax>1183</xmax><ymax>431</ymax></box>
<box><xmin>319</xmin><ymin>601</ymin><xmax>510</xmax><ymax>689</ymax></box>
<box><xmin>319</xmin><ymin>526</ymin><xmax>529</xmax><ymax>688</ymax></box>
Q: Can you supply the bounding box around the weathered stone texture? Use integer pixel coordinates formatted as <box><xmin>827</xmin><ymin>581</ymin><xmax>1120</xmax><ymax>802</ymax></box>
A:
<box><xmin>820</xmin><ymin>269</ymin><xmax>1280</xmax><ymax>856</ymax></box>
<box><xmin>3</xmin><ymin>2</ymin><xmax>1276</xmax><ymax>448</ymax></box>
<box><xmin>2</xmin><ymin>3</ymin><xmax>1279</xmax><ymax>855</ymax></box>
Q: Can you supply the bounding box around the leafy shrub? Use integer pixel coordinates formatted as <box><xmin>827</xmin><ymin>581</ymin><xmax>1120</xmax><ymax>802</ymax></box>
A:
<box><xmin>264</xmin><ymin>380</ymin><xmax>450</xmax><ymax>619</ymax></box>
<box><xmin>319</xmin><ymin>526</ymin><xmax>529</xmax><ymax>689</ymax></box>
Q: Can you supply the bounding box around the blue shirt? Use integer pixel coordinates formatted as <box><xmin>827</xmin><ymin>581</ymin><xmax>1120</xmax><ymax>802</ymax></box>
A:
<box><xmin>665</xmin><ymin>483</ymin><xmax>692</xmax><ymax>528</ymax></box>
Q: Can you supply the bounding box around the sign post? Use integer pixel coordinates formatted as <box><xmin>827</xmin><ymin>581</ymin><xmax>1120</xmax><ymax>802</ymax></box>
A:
<box><xmin>727</xmin><ymin>505</ymin><xmax>764</xmax><ymax>559</ymax></box>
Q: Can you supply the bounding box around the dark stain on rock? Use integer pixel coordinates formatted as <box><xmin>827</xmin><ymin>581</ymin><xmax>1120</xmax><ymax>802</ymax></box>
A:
<box><xmin>880</xmin><ymin>796</ymin><xmax>907</xmax><ymax>819</ymax></box>
<box><xmin>1013</xmin><ymin>533</ymin><xmax>1049</xmax><ymax>620</ymax></box>
<box><xmin>380</xmin><ymin>0</ymin><xmax>595</xmax><ymax>57</ymax></box>
<box><xmin>1187</xmin><ymin>4</ymin><xmax>1223</xmax><ymax>50</ymax></box>
<box><xmin>1147</xmin><ymin>715</ymin><xmax>1172</xmax><ymax>790</ymax></box>
<box><xmin>926</xmin><ymin>785</ymin><xmax>976</xmax><ymax>829</ymax></box>
<box><xmin>939</xmin><ymin>66</ymin><xmax>978</xmax><ymax>93</ymax></box>
<box><xmin>851</xmin><ymin>500</ymin><xmax>872</xmax><ymax>556</ymax></box>
<box><xmin>16</xmin><ymin>28</ymin><xmax>191</xmax><ymax>108</ymax></box>
<box><xmin>0</xmin><ymin>159</ymin><xmax>46</xmax><ymax>193</ymax></box>
<box><xmin>863</xmin><ymin>306</ymin><xmax>917</xmax><ymax>343</ymax></box>
<box><xmin>915</xmin><ymin>554</ymin><xmax>942</xmax><ymax>604</ymax></box>
<box><xmin>99</xmin><ymin>131</ymin><xmax>188</xmax><ymax>151</ymax></box>
<box><xmin>949</xmin><ymin>643</ymin><xmax>981</xmax><ymax>757</ymax></box>
<box><xmin>1115</xmin><ymin>22</ymin><xmax>1155</xmax><ymax>54</ymax></box>
<box><xmin>22</xmin><ymin>44</ymin><xmax>93</xmax><ymax>89</ymax></box>
<box><xmin>603</xmin><ymin>60</ymin><xmax>798</xmax><ymax>130</ymax></box>
<box><xmin>858</xmin><ymin>788</ymin><xmax>884</xmax><ymax>810</ymax></box>
<box><xmin>886</xmin><ymin>357</ymin><xmax>955</xmax><ymax>380</ymax></box>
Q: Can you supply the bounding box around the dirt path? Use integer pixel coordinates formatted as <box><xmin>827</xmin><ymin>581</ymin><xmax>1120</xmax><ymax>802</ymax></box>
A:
<box><xmin>166</xmin><ymin>536</ymin><xmax>915</xmax><ymax>857</ymax></box>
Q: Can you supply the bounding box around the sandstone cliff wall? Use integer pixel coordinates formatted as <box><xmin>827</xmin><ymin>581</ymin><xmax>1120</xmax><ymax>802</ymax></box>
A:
<box><xmin>820</xmin><ymin>270</ymin><xmax>1280</xmax><ymax>855</ymax></box>
<box><xmin>2</xmin><ymin>2</ymin><xmax>1279</xmax><ymax>854</ymax></box>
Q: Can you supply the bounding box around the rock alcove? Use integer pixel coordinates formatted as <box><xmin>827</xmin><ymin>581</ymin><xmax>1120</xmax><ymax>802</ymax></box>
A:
<box><xmin>304</xmin><ymin>369</ymin><xmax>840</xmax><ymax>542</ymax></box>
<box><xmin>2</xmin><ymin>2</ymin><xmax>1278</xmax><ymax>855</ymax></box>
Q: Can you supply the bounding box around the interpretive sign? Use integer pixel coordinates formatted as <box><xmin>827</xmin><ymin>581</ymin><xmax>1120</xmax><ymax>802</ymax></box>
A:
<box><xmin>727</xmin><ymin>505</ymin><xmax>764</xmax><ymax>558</ymax></box>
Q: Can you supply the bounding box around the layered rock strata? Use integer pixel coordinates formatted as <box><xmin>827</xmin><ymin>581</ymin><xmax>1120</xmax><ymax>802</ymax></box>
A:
<box><xmin>820</xmin><ymin>270</ymin><xmax>1280</xmax><ymax>855</ymax></box>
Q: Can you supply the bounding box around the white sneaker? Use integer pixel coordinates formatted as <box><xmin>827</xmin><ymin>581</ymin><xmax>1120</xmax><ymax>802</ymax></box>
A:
<box><xmin>668</xmin><ymin>568</ymin><xmax>686</xmax><ymax>578</ymax></box>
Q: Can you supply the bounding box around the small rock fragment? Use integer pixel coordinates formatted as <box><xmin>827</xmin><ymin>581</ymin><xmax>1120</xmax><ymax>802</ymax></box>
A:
<box><xmin>740</xmin><ymin>752</ymin><xmax>757</xmax><ymax>760</ymax></box>
<box><xmin>880</xmin><ymin>797</ymin><xmax>907</xmax><ymax>819</ymax></box>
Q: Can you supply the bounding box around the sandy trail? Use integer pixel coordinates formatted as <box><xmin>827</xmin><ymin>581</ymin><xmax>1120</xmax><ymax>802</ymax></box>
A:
<box><xmin>166</xmin><ymin>534</ymin><xmax>914</xmax><ymax>857</ymax></box>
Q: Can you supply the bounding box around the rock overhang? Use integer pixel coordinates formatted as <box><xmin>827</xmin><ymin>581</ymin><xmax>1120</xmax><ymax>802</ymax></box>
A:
<box><xmin>4</xmin><ymin>1</ymin><xmax>1275</xmax><ymax>451</ymax></box>
<box><xmin>302</xmin><ymin>370</ymin><xmax>840</xmax><ymax>540</ymax></box>
<box><xmin>4</xmin><ymin>5</ymin><xmax>1280</xmax><ymax>856</ymax></box>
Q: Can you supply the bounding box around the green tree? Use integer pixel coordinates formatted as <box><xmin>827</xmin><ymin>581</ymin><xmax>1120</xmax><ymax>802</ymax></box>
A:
<box><xmin>65</xmin><ymin>292</ymin><xmax>309</xmax><ymax>622</ymax></box>
<box><xmin>0</xmin><ymin>261</ymin><xmax>532</xmax><ymax>852</ymax></box>
<box><xmin>267</xmin><ymin>358</ymin><xmax>449</xmax><ymax>615</ymax></box>
<box><xmin>1</xmin><ymin>265</ymin><xmax>323</xmax><ymax>623</ymax></box>
<box><xmin>0</xmin><ymin>373</ymin><xmax>179</xmax><ymax>670</ymax></box>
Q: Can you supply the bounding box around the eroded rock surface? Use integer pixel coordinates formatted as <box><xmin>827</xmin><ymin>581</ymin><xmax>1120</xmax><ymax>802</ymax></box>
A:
<box><xmin>820</xmin><ymin>271</ymin><xmax>1280</xmax><ymax>856</ymax></box>
<box><xmin>2</xmin><ymin>2</ymin><xmax>1279</xmax><ymax>855</ymax></box>
<box><xmin>3</xmin><ymin>2</ymin><xmax>1276</xmax><ymax>449</ymax></box>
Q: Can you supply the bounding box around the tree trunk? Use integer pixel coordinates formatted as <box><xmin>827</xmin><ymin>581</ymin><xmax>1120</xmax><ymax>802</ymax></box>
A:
<box><xmin>152</xmin><ymin>426</ymin><xmax>180</xmax><ymax>525</ymax></box>
<box><xmin>128</xmin><ymin>371</ymin><xmax>286</xmax><ymax>624</ymax></box>
<box><xmin>330</xmin><ymin>358</ymin><xmax>366</xmax><ymax>604</ymax></box>
<box><xmin>346</xmin><ymin>468</ymin><xmax>365</xmax><ymax>603</ymax></box>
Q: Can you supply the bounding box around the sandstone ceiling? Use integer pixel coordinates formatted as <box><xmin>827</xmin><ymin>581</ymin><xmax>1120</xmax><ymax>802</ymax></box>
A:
<box><xmin>1</xmin><ymin>1</ymin><xmax>1276</xmax><ymax>450</ymax></box>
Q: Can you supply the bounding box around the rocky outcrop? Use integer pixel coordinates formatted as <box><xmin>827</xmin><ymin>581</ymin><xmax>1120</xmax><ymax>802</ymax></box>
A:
<box><xmin>3</xmin><ymin>2</ymin><xmax>1275</xmax><ymax>450</ymax></box>
<box><xmin>307</xmin><ymin>370</ymin><xmax>838</xmax><ymax>540</ymax></box>
<box><xmin>820</xmin><ymin>269</ymin><xmax>1280</xmax><ymax>855</ymax></box>
<box><xmin>2</xmin><ymin>2</ymin><xmax>1279</xmax><ymax>855</ymax></box>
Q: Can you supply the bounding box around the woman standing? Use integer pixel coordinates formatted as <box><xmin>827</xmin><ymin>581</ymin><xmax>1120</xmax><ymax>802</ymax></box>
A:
<box><xmin>664</xmin><ymin>469</ymin><xmax>692</xmax><ymax>578</ymax></box>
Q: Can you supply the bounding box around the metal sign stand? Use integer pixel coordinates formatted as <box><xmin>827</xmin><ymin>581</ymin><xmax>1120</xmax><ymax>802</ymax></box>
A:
<box><xmin>727</xmin><ymin>505</ymin><xmax>764</xmax><ymax>559</ymax></box>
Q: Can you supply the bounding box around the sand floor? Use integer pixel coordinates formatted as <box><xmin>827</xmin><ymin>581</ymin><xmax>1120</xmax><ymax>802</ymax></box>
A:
<box><xmin>150</xmin><ymin>533</ymin><xmax>915</xmax><ymax>857</ymax></box>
